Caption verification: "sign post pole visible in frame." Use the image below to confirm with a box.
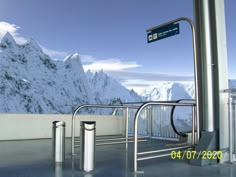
[133,17,200,172]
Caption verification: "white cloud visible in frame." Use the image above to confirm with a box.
[80,55,96,63]
[82,55,193,93]
[0,21,68,60]
[105,70,194,94]
[40,46,68,60]
[81,55,193,93]
[106,70,193,82]
[0,21,27,44]
[83,58,141,72]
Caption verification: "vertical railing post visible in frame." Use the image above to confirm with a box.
[192,106,195,145]
[147,106,152,138]
[71,112,76,156]
[134,111,138,172]
[125,107,129,150]
[195,105,199,144]
[146,17,200,140]
[232,98,236,157]
[233,99,236,156]
[229,92,233,163]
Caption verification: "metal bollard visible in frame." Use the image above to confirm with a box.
[52,121,66,163]
[80,121,96,172]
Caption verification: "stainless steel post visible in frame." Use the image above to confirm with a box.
[125,107,129,150]
[134,102,195,172]
[52,121,66,163]
[195,0,229,163]
[195,105,200,143]
[146,17,200,137]
[149,106,153,138]
[54,163,63,177]
[229,93,233,163]
[233,99,236,157]
[192,106,195,145]
[80,121,96,172]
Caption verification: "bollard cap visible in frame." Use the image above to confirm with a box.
[80,121,96,131]
[81,121,96,124]
[53,121,66,127]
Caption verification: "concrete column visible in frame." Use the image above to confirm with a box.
[193,0,229,164]
[211,0,229,162]
[194,0,216,132]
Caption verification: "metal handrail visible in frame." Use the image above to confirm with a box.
[133,101,197,172]
[71,104,140,155]
[146,16,200,145]
[122,101,177,105]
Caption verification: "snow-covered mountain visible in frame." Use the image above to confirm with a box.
[140,80,235,133]
[86,70,143,104]
[140,82,195,133]
[142,80,236,102]
[0,32,142,114]
[141,82,194,101]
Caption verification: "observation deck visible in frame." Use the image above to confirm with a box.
[0,100,235,177]
[0,138,235,177]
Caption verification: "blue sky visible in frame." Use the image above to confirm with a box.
[0,0,235,93]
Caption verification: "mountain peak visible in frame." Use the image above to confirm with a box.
[64,53,80,61]
[71,53,79,59]
[24,38,42,52]
[63,53,85,73]
[1,32,17,48]
[64,53,83,66]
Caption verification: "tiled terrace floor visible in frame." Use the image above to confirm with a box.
[0,138,235,177]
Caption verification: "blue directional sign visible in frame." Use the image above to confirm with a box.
[147,23,180,43]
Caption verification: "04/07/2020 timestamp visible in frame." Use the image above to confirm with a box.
[171,150,223,160]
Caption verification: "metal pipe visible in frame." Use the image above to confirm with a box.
[229,93,233,163]
[74,139,147,147]
[75,134,123,138]
[72,102,194,156]
[134,101,195,172]
[192,106,195,145]
[134,108,139,173]
[195,105,200,143]
[97,139,147,146]
[71,110,77,155]
[159,107,161,137]
[233,99,236,155]
[72,105,87,155]
[126,107,129,150]
[138,145,190,155]
[147,107,149,137]
[150,106,153,137]
[71,104,139,156]
[137,154,171,161]
[123,101,177,105]
[146,16,200,141]
[74,136,146,143]
[224,89,236,163]
[196,0,215,132]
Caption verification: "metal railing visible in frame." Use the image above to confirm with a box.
[146,17,200,140]
[133,101,198,172]
[126,101,181,140]
[224,89,236,163]
[71,104,140,155]
[71,101,197,157]
[170,99,197,138]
